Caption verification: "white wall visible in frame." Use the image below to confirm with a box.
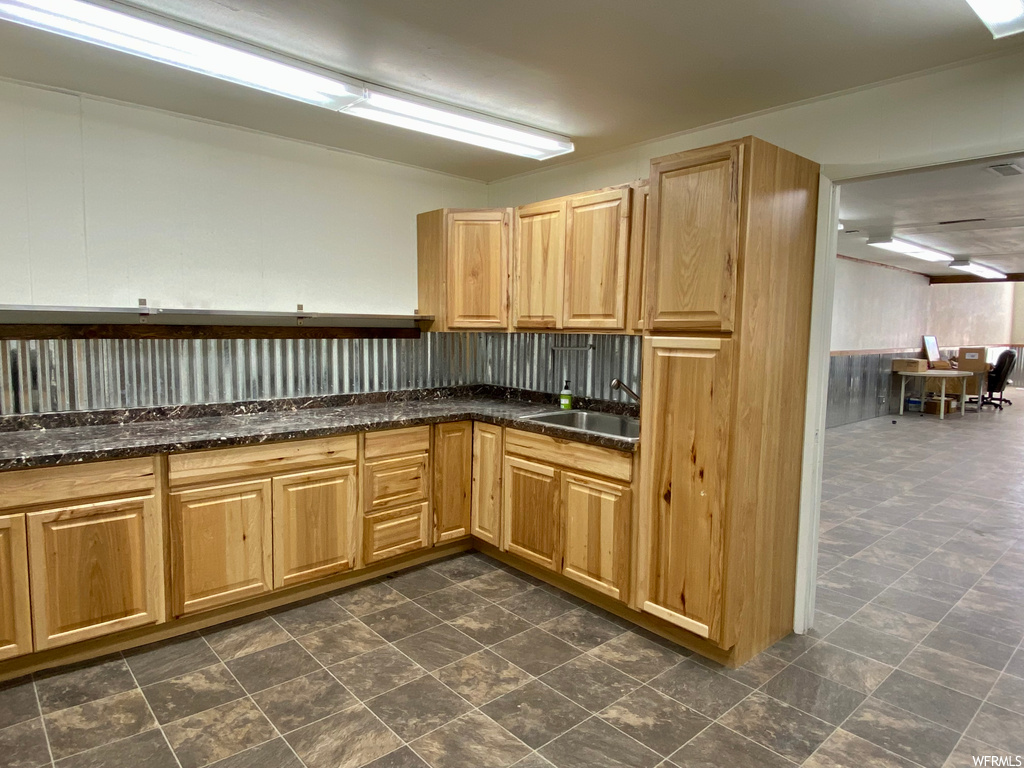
[927,282,1015,347]
[830,256,1015,352]
[830,258,930,351]
[0,81,487,314]
[487,50,1024,207]
[1014,284,1024,345]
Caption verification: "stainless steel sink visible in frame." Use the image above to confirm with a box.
[522,410,640,442]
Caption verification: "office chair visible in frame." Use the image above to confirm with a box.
[969,349,1016,410]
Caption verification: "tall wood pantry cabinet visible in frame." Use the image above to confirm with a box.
[637,137,819,662]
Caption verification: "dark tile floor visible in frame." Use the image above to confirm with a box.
[1,401,1022,768]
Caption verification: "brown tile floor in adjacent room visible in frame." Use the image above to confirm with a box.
[2,403,1023,768]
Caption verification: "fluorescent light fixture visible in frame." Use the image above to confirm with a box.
[0,0,364,108]
[866,236,953,263]
[949,260,1007,279]
[965,0,1024,37]
[0,0,576,158]
[342,89,574,160]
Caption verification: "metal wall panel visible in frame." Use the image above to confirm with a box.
[0,333,643,415]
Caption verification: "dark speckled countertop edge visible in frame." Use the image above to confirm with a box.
[0,394,639,472]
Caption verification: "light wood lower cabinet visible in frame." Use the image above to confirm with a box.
[561,472,631,601]
[27,495,164,650]
[0,514,32,661]
[170,479,273,617]
[471,423,503,547]
[272,466,359,589]
[433,422,472,543]
[503,456,561,571]
[637,337,734,642]
[363,454,429,513]
[363,502,431,564]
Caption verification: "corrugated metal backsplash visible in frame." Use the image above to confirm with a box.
[0,333,642,415]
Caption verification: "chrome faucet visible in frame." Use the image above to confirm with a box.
[610,378,640,404]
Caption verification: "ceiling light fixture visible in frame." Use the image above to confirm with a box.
[964,0,1024,37]
[866,236,954,263]
[0,0,575,159]
[949,260,1007,279]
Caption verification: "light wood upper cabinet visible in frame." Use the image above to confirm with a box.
[646,143,742,332]
[561,472,631,601]
[433,422,473,544]
[503,456,561,571]
[513,199,566,329]
[27,495,164,650]
[636,337,734,643]
[626,181,649,333]
[418,208,511,331]
[563,188,631,329]
[0,514,32,661]
[272,466,359,590]
[471,423,503,548]
[170,479,273,617]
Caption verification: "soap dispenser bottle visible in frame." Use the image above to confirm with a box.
[560,380,573,410]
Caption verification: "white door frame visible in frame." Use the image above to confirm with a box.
[793,176,840,633]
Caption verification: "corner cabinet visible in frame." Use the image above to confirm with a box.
[433,422,473,543]
[470,422,503,547]
[645,143,741,332]
[0,514,32,661]
[417,208,511,331]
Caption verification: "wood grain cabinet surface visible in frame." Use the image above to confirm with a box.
[170,479,273,617]
[645,143,741,333]
[0,514,32,660]
[273,466,359,589]
[513,199,566,329]
[27,495,165,650]
[636,337,733,642]
[470,423,503,547]
[363,502,431,564]
[503,456,561,571]
[433,422,473,543]
[417,208,511,331]
[561,472,632,601]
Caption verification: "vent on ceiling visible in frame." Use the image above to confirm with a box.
[987,163,1023,177]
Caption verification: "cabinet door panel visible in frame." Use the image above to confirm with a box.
[503,457,560,571]
[563,188,630,329]
[637,337,734,643]
[363,502,430,564]
[646,144,741,332]
[0,514,32,660]
[626,182,649,332]
[27,495,164,650]
[514,200,566,329]
[363,454,429,513]
[471,423,503,548]
[433,422,473,543]
[171,479,272,617]
[561,473,631,601]
[447,211,509,329]
[273,466,359,589]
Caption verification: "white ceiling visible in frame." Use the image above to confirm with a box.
[838,155,1024,276]
[0,0,1022,181]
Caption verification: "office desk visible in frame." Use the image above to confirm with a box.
[897,370,973,419]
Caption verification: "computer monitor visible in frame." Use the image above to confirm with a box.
[923,335,940,363]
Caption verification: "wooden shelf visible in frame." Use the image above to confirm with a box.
[0,305,432,340]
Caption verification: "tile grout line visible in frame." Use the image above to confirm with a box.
[117,650,185,768]
[29,676,56,768]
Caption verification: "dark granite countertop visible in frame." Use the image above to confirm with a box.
[0,389,639,471]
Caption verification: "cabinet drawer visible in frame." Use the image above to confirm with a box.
[169,436,358,487]
[363,454,429,512]
[364,426,431,459]
[0,458,156,512]
[505,429,632,482]
[363,502,430,564]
